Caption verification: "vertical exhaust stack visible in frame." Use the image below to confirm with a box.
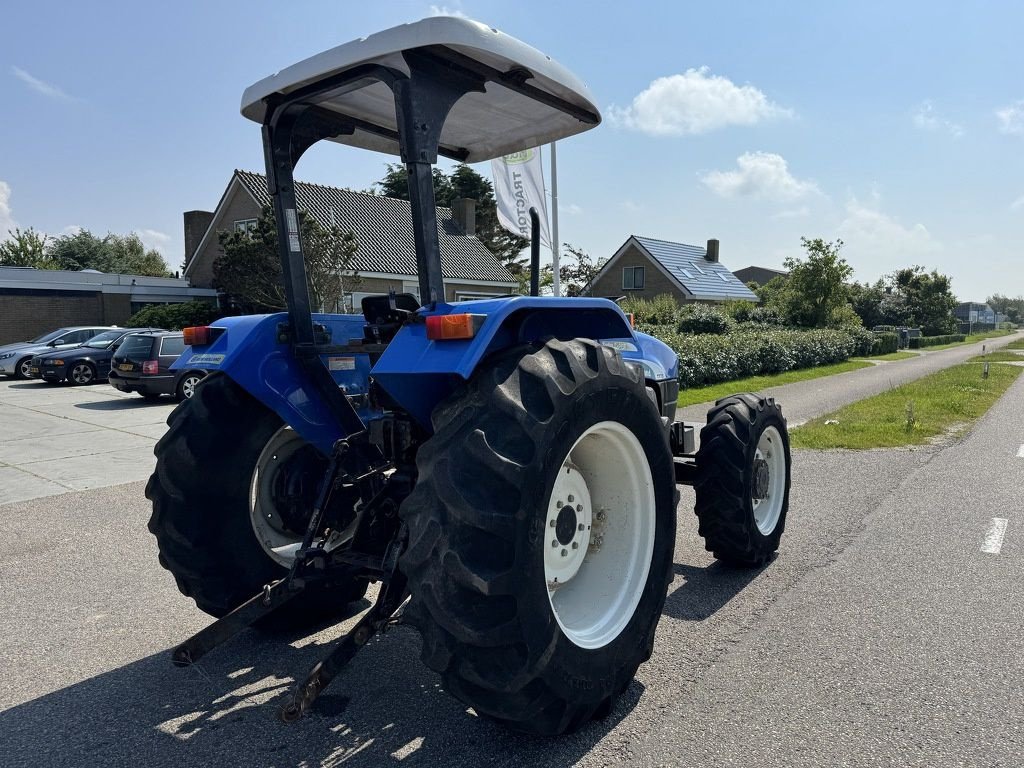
[705,238,720,263]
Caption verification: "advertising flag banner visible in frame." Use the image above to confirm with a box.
[490,148,551,248]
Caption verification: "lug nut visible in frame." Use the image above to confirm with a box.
[561,548,567,557]
[568,494,574,503]
[577,523,584,531]
[572,542,579,549]
[556,500,563,508]
[551,540,558,548]
[549,520,556,528]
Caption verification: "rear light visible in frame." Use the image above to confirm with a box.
[183,326,217,345]
[425,313,485,341]
[142,360,159,375]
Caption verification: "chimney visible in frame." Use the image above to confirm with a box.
[451,198,476,237]
[183,210,215,267]
[705,238,720,263]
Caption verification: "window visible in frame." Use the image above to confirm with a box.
[622,266,645,290]
[160,336,186,357]
[692,264,705,275]
[680,268,693,279]
[717,272,730,283]
[233,218,258,233]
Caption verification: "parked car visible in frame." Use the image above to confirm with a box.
[32,328,164,385]
[0,326,115,379]
[108,331,209,401]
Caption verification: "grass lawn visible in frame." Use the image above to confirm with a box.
[1005,338,1024,350]
[968,350,1024,363]
[922,329,1014,351]
[854,351,919,362]
[790,362,1023,450]
[676,359,873,408]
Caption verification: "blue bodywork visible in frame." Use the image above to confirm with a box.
[173,297,679,455]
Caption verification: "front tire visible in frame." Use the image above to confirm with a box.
[399,339,677,735]
[15,357,33,379]
[146,372,367,625]
[68,362,95,385]
[694,393,791,566]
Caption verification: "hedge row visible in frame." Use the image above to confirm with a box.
[909,334,965,348]
[872,332,899,355]
[652,328,860,388]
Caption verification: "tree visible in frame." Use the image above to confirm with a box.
[987,293,1024,324]
[782,238,854,328]
[847,279,889,329]
[45,229,172,276]
[891,266,957,335]
[559,243,606,297]
[0,227,53,268]
[214,207,360,314]
[373,163,530,274]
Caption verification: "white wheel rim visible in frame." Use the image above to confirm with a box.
[544,421,656,650]
[250,426,314,566]
[752,426,786,535]
[19,359,31,377]
[182,376,199,398]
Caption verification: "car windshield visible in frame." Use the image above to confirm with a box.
[28,329,66,344]
[83,331,124,348]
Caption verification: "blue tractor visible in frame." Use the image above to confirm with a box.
[149,16,792,735]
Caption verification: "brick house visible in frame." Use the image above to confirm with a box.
[183,170,516,307]
[587,235,757,304]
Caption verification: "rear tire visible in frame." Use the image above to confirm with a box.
[694,393,791,566]
[399,339,677,735]
[146,372,367,626]
[176,372,204,401]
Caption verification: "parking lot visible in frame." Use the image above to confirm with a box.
[0,378,175,505]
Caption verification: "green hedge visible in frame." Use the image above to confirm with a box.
[653,328,859,388]
[677,304,734,335]
[126,300,223,330]
[871,332,899,355]
[909,334,965,348]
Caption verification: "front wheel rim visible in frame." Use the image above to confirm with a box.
[182,376,200,398]
[71,364,93,384]
[19,359,31,377]
[751,426,786,535]
[544,421,656,650]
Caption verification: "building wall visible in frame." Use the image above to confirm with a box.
[588,244,687,303]
[188,185,262,289]
[0,289,105,345]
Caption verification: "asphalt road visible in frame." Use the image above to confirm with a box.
[2,369,1022,766]
[678,330,1024,426]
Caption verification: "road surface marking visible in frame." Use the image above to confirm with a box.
[981,518,1008,554]
[1017,444,1024,458]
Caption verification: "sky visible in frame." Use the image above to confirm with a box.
[1,0,1022,300]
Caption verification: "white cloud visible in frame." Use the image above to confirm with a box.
[912,101,963,137]
[701,152,818,201]
[562,203,583,215]
[1011,195,1024,210]
[12,66,78,102]
[771,206,810,220]
[139,228,171,253]
[428,5,468,18]
[996,100,1024,135]
[837,197,938,257]
[0,181,16,235]
[609,67,792,136]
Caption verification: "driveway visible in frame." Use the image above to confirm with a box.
[0,378,176,505]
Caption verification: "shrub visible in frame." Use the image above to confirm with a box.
[871,332,899,355]
[677,304,734,335]
[909,334,965,348]
[127,300,223,330]
[653,327,859,388]
[619,294,679,327]
[843,325,874,356]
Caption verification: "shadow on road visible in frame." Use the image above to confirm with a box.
[1,622,642,768]
[74,397,170,411]
[6,381,58,389]
[663,560,768,621]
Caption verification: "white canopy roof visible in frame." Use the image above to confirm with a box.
[240,16,601,162]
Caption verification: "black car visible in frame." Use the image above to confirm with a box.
[109,331,209,401]
[33,328,164,385]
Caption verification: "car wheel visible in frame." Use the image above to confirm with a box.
[68,362,96,385]
[176,372,204,402]
[16,357,33,379]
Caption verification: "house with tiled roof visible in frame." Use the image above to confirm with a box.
[183,170,516,307]
[587,235,758,304]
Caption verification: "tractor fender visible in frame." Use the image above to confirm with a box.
[171,312,378,454]
[372,296,679,427]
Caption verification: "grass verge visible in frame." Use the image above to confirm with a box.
[1005,338,1024,350]
[924,329,1014,351]
[676,359,873,408]
[968,351,1024,363]
[790,362,1022,449]
[854,351,919,362]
